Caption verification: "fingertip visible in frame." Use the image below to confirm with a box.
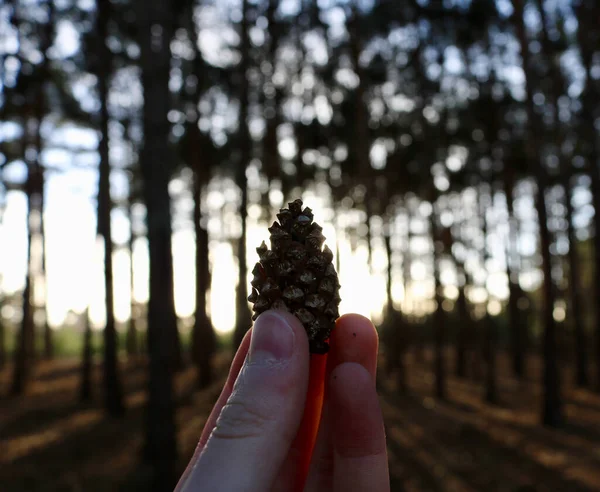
[337,313,377,331]
[334,314,379,349]
[328,314,379,379]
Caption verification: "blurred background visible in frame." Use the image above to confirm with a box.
[1,0,600,490]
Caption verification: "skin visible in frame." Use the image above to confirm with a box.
[176,311,389,492]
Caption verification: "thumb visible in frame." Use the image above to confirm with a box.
[182,310,310,492]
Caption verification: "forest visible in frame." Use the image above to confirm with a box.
[1,0,600,490]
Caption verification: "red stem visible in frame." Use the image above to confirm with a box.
[293,352,328,492]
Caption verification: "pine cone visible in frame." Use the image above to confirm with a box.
[248,199,341,354]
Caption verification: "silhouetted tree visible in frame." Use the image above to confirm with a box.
[348,5,374,268]
[262,0,283,188]
[480,179,498,404]
[41,185,51,359]
[574,0,600,393]
[176,0,218,388]
[11,0,53,394]
[430,188,446,400]
[189,125,216,388]
[126,189,138,357]
[503,164,527,378]
[512,0,563,427]
[233,0,253,350]
[136,0,179,486]
[0,298,5,370]
[533,0,589,387]
[80,308,93,402]
[95,0,125,417]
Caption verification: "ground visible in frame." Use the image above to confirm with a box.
[1,351,599,492]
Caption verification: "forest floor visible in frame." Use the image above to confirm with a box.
[1,350,600,492]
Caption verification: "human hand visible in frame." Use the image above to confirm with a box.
[175,310,389,492]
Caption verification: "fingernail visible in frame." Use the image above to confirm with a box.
[250,311,295,363]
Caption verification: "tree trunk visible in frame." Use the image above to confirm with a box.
[513,0,563,426]
[96,0,124,418]
[383,227,395,371]
[455,283,468,379]
[574,1,600,393]
[348,8,373,269]
[181,1,216,383]
[384,229,394,317]
[80,308,93,402]
[533,0,589,388]
[11,110,40,395]
[429,194,446,400]
[402,204,412,316]
[10,0,54,393]
[41,192,52,359]
[564,178,589,386]
[0,314,5,370]
[586,103,600,394]
[233,0,253,351]
[126,196,138,358]
[192,165,215,389]
[503,167,526,379]
[262,0,282,184]
[384,222,407,392]
[454,195,469,379]
[483,311,498,404]
[11,209,32,394]
[136,0,179,485]
[335,221,342,275]
[538,183,562,426]
[480,183,498,405]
